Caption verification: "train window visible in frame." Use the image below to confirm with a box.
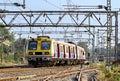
[71,47,73,53]
[28,41,37,50]
[83,52,84,55]
[74,47,76,54]
[73,47,74,54]
[66,46,69,53]
[60,45,63,52]
[41,41,50,50]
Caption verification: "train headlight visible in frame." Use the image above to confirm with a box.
[45,52,49,55]
[29,52,35,55]
[33,52,35,55]
[29,52,33,55]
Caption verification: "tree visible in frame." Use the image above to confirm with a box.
[13,38,27,58]
[0,23,15,63]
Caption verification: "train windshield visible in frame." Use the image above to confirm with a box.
[41,41,50,50]
[28,41,37,50]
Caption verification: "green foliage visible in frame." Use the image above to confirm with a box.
[0,46,3,56]
[4,55,15,63]
[97,63,120,81]
[92,62,120,81]
[112,67,120,81]
[14,38,27,54]
[0,23,27,65]
[0,23,5,28]
[103,68,111,78]
[0,23,15,64]
[114,76,120,81]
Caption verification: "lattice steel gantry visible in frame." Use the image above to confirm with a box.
[0,10,118,62]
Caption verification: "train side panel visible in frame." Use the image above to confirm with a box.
[52,41,58,58]
[77,46,86,60]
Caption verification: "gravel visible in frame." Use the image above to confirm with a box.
[0,65,88,81]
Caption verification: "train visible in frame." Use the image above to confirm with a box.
[26,36,86,67]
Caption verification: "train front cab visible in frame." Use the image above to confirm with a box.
[27,36,53,67]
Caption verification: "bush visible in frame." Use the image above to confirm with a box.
[97,62,120,81]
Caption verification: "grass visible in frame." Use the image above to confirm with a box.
[0,54,27,66]
[92,62,120,81]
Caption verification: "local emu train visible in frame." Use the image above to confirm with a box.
[26,36,86,67]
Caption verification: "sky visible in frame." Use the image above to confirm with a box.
[0,0,120,11]
[25,0,120,11]
[0,0,120,45]
[26,0,119,11]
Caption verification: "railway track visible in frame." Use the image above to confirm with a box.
[0,65,98,81]
[32,68,97,81]
[0,64,28,69]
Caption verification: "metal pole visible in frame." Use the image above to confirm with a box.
[92,27,95,62]
[107,0,112,65]
[115,12,118,66]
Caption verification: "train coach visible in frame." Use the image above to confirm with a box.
[26,36,86,67]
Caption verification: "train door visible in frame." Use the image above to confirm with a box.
[80,49,84,59]
[53,42,58,58]
[60,44,64,58]
[73,47,75,59]
[80,50,83,59]
[76,46,78,59]
[70,46,74,59]
[77,47,81,59]
[74,46,76,59]
[65,45,69,58]
[71,46,76,59]
[78,49,80,59]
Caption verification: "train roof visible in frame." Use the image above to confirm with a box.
[53,39,75,45]
[53,39,84,50]
[29,36,85,50]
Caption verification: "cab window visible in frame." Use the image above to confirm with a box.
[28,41,37,50]
[41,41,50,50]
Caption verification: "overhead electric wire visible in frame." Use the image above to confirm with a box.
[42,0,62,10]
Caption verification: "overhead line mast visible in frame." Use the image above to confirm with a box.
[107,0,111,11]
[107,0,112,64]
